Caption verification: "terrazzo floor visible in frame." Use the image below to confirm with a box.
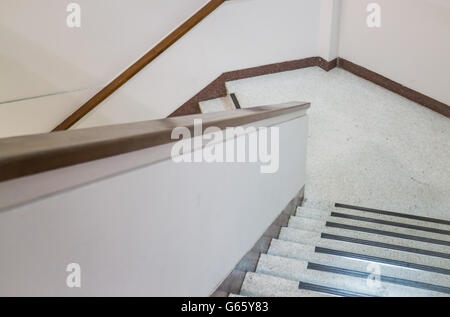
[225,67,450,219]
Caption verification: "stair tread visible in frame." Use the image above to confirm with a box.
[334,203,450,226]
[301,199,334,210]
[240,272,337,297]
[316,206,450,230]
[279,226,450,272]
[268,239,450,287]
[290,214,450,243]
[257,254,449,297]
[293,213,450,253]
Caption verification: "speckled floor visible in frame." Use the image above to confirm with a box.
[225,67,450,220]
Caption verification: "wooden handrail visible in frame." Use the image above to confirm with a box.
[1,102,310,182]
[53,0,226,131]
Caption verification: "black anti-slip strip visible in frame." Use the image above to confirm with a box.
[230,93,241,109]
[298,281,372,297]
[331,212,450,236]
[315,247,450,275]
[307,263,450,294]
[321,233,450,259]
[326,222,450,247]
[335,203,450,226]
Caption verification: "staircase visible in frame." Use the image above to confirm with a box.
[224,201,450,297]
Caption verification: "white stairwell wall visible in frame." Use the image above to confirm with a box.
[0,110,309,296]
[1,1,449,138]
[0,0,210,138]
[339,0,450,105]
[318,0,341,61]
[72,0,322,129]
[0,0,325,138]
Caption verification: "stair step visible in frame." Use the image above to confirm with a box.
[301,199,334,211]
[279,226,450,270]
[328,211,450,236]
[257,254,449,296]
[296,206,330,219]
[304,206,450,231]
[240,272,336,297]
[334,203,450,226]
[299,205,450,235]
[298,207,450,247]
[293,212,450,253]
[262,201,450,297]
[290,214,450,243]
[268,239,450,288]
[199,95,236,113]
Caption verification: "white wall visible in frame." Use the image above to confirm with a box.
[339,0,450,105]
[0,111,308,296]
[0,0,322,137]
[0,0,209,138]
[318,0,341,61]
[2,0,448,138]
[73,0,321,129]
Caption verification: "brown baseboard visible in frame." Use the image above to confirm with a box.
[170,56,449,119]
[169,57,336,117]
[338,58,450,118]
[318,57,338,72]
[211,186,305,297]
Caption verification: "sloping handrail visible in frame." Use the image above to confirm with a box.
[1,102,310,182]
[53,0,226,131]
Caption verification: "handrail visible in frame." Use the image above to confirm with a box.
[52,0,226,132]
[1,102,310,182]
